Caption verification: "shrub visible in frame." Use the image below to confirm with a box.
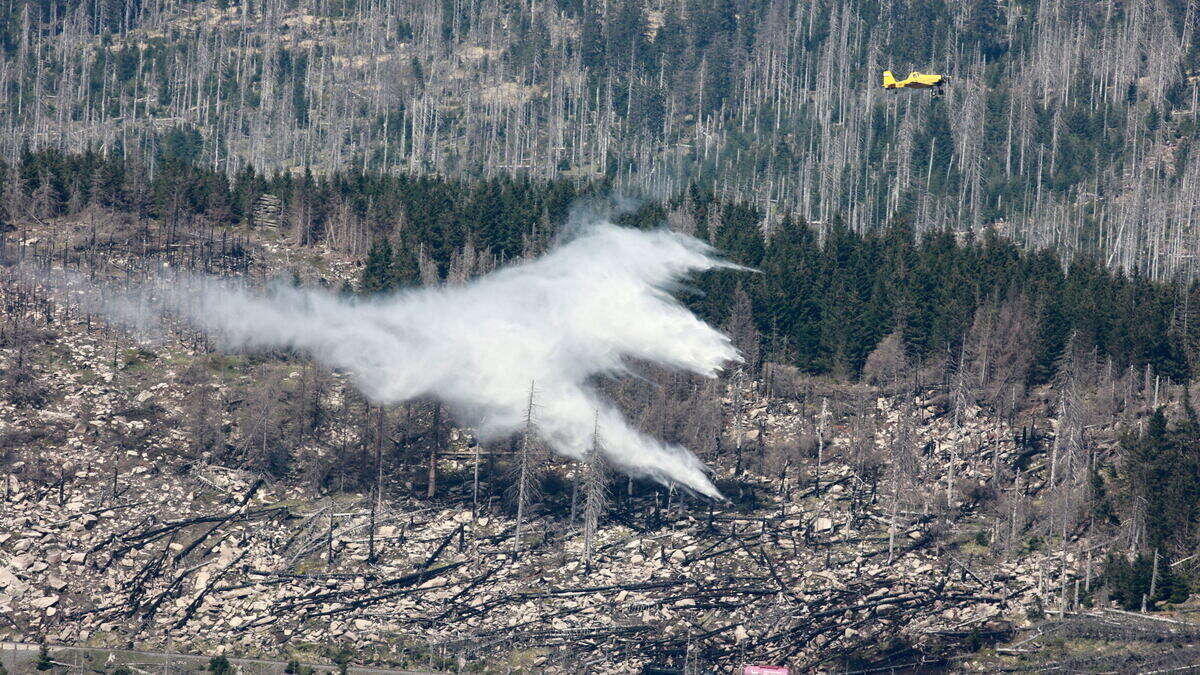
[3,365,50,408]
[208,656,234,675]
[35,644,54,671]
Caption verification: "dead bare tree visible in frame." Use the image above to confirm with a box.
[723,283,761,374]
[236,366,289,478]
[888,391,918,564]
[369,405,384,563]
[582,414,608,571]
[862,330,908,393]
[427,402,442,499]
[511,382,541,556]
[946,345,970,508]
[814,397,829,495]
[179,363,224,461]
[963,293,1036,414]
[1048,333,1093,541]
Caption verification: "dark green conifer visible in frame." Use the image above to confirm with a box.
[361,238,396,294]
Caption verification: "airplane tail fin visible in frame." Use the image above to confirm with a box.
[883,70,897,88]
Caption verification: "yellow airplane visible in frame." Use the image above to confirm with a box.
[882,70,947,93]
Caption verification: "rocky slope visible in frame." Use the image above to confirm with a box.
[0,220,1125,672]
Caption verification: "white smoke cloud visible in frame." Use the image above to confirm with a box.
[32,222,742,498]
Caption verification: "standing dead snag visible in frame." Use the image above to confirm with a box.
[582,414,608,571]
[428,402,442,498]
[815,398,829,496]
[472,439,482,522]
[889,391,918,564]
[368,405,384,564]
[327,497,336,566]
[730,368,745,475]
[511,382,541,556]
[946,344,970,510]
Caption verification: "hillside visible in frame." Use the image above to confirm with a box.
[5,159,1200,671]
[1,0,1199,277]
[0,254,1111,670]
[5,0,1200,665]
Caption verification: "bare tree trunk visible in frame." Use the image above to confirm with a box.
[327,499,335,566]
[582,413,608,572]
[888,483,900,564]
[731,369,744,475]
[512,383,539,556]
[472,442,481,522]
[1149,547,1160,609]
[368,406,383,563]
[427,403,441,499]
[815,398,828,496]
[1010,470,1022,549]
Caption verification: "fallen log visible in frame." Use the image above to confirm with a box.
[420,523,464,571]
[172,547,251,630]
[173,480,264,563]
[303,561,469,617]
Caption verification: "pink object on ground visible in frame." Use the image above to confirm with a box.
[743,667,790,675]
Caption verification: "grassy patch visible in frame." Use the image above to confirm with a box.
[119,347,160,373]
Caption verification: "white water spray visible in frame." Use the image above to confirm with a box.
[35,221,742,498]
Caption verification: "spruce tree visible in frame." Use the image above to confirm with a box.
[759,214,821,367]
[580,10,605,70]
[968,0,1007,61]
[360,238,395,294]
[392,241,420,288]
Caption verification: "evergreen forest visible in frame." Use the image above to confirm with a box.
[5,146,1197,387]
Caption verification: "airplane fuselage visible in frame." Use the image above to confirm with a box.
[883,71,946,90]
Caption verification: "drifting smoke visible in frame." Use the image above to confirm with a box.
[31,220,743,498]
